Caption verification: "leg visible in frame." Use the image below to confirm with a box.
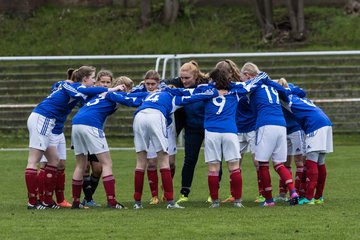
[134,151,147,204]
[96,151,117,206]
[55,159,69,206]
[180,129,204,197]
[72,154,87,206]
[304,152,320,201]
[158,151,174,202]
[208,162,220,207]
[147,157,159,198]
[43,146,60,205]
[82,161,93,202]
[314,153,327,201]
[25,148,43,206]
[294,154,305,194]
[258,161,274,205]
[227,160,242,202]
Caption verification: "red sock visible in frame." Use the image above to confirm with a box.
[279,178,287,195]
[103,175,117,206]
[44,165,57,205]
[170,166,176,179]
[134,169,145,202]
[160,168,173,201]
[274,163,295,194]
[25,168,38,205]
[230,169,242,200]
[299,167,307,197]
[55,169,65,203]
[315,164,327,199]
[37,167,45,203]
[295,167,304,194]
[147,167,158,197]
[305,160,318,200]
[259,163,272,201]
[256,169,264,196]
[208,171,219,201]
[72,179,83,205]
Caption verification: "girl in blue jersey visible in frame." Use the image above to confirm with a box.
[25,66,123,210]
[132,70,177,205]
[199,69,257,208]
[82,69,114,207]
[274,79,306,202]
[71,79,145,209]
[37,68,74,208]
[215,60,265,204]
[132,85,218,209]
[276,79,333,205]
[240,62,299,207]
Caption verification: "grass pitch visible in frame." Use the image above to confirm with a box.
[0,143,359,239]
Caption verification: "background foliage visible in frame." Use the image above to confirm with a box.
[0,5,358,56]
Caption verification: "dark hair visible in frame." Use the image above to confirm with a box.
[67,68,74,80]
[209,68,231,90]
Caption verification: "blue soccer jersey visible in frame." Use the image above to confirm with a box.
[281,95,332,134]
[135,88,218,126]
[248,72,287,129]
[283,83,305,134]
[72,92,146,130]
[204,93,242,134]
[33,81,109,134]
[236,94,256,133]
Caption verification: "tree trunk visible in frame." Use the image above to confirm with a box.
[140,0,152,29]
[255,0,275,41]
[286,0,305,41]
[161,0,179,25]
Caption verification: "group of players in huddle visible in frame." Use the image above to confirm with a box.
[24,59,332,210]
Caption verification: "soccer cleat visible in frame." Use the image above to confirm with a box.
[254,195,266,203]
[234,201,245,208]
[27,202,46,210]
[261,200,275,207]
[42,201,60,209]
[133,202,143,209]
[149,196,160,205]
[298,198,315,205]
[57,199,72,208]
[209,200,220,208]
[176,195,189,204]
[314,197,324,205]
[274,195,289,202]
[221,195,235,203]
[206,196,212,203]
[289,192,299,206]
[107,202,127,209]
[167,203,184,209]
[82,199,101,207]
[71,203,89,209]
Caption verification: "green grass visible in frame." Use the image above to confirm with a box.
[0,140,359,239]
[0,5,359,56]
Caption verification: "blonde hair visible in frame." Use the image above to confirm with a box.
[240,62,260,76]
[96,69,113,82]
[215,59,241,82]
[70,66,96,82]
[144,69,160,81]
[273,78,289,88]
[112,76,134,91]
[180,60,207,84]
